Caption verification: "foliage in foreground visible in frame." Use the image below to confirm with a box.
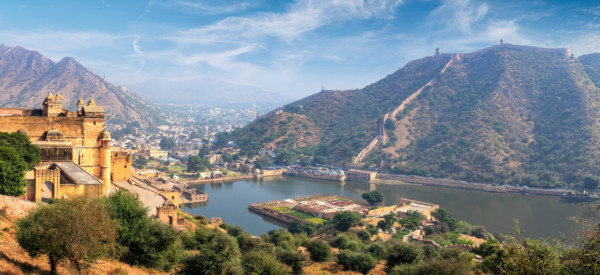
[104,190,182,272]
[17,197,117,274]
[0,131,40,196]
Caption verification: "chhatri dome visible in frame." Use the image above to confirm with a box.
[77,97,85,106]
[46,92,54,100]
[87,97,96,106]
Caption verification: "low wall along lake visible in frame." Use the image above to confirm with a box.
[183,176,597,239]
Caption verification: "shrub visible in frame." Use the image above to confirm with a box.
[337,250,376,274]
[242,250,287,275]
[104,190,181,271]
[306,240,332,262]
[277,248,305,274]
[386,240,423,270]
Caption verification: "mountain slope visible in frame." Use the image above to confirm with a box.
[222,44,600,187]
[0,44,157,125]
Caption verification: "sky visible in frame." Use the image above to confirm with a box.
[0,0,599,100]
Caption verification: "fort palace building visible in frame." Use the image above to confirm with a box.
[0,93,131,202]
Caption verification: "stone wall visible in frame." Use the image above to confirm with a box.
[0,194,38,218]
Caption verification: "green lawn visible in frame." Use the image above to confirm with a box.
[306,217,327,224]
[272,206,293,213]
[287,210,315,220]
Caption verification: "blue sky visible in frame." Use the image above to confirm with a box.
[0,0,599,99]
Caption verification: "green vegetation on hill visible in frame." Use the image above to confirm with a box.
[0,132,40,196]
[223,45,600,187]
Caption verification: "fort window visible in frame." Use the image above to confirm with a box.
[40,147,73,162]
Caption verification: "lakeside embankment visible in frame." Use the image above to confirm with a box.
[182,170,286,185]
[376,173,579,197]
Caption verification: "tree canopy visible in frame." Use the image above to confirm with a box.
[333,211,361,232]
[17,197,117,274]
[0,132,40,196]
[362,190,384,206]
[159,137,176,150]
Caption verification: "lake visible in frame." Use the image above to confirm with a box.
[182,176,597,239]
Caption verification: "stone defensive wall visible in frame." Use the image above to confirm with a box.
[0,194,38,218]
[283,171,346,182]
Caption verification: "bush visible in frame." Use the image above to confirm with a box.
[337,250,376,274]
[242,250,287,275]
[104,190,182,271]
[366,224,379,235]
[366,241,388,260]
[386,240,423,270]
[355,229,372,242]
[277,248,305,274]
[306,240,332,262]
[333,211,361,232]
[180,228,243,274]
[331,234,362,250]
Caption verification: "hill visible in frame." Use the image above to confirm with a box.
[221,44,600,187]
[0,44,158,125]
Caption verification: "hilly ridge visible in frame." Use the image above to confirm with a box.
[0,44,157,125]
[222,44,600,187]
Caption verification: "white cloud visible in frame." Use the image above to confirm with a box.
[569,33,600,56]
[430,0,488,33]
[170,0,403,43]
[174,1,251,15]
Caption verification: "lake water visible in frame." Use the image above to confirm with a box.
[182,176,597,239]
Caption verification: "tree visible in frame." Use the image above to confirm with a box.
[104,190,182,271]
[583,174,600,195]
[306,240,331,262]
[159,137,176,150]
[482,239,560,275]
[333,211,361,232]
[133,155,148,169]
[337,250,376,274]
[181,227,243,274]
[385,240,423,270]
[432,208,458,231]
[187,155,208,172]
[278,249,305,275]
[17,197,117,274]
[0,132,41,169]
[0,132,40,196]
[242,250,287,275]
[385,118,396,130]
[0,146,28,196]
[254,155,271,170]
[378,212,398,233]
[362,190,384,206]
[274,150,298,166]
[288,220,315,235]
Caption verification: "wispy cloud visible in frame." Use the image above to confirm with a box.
[174,1,251,15]
[171,0,404,43]
[429,0,488,33]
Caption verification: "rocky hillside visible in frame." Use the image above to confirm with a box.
[222,44,600,187]
[0,44,157,125]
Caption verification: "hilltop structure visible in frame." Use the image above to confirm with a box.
[0,93,131,201]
